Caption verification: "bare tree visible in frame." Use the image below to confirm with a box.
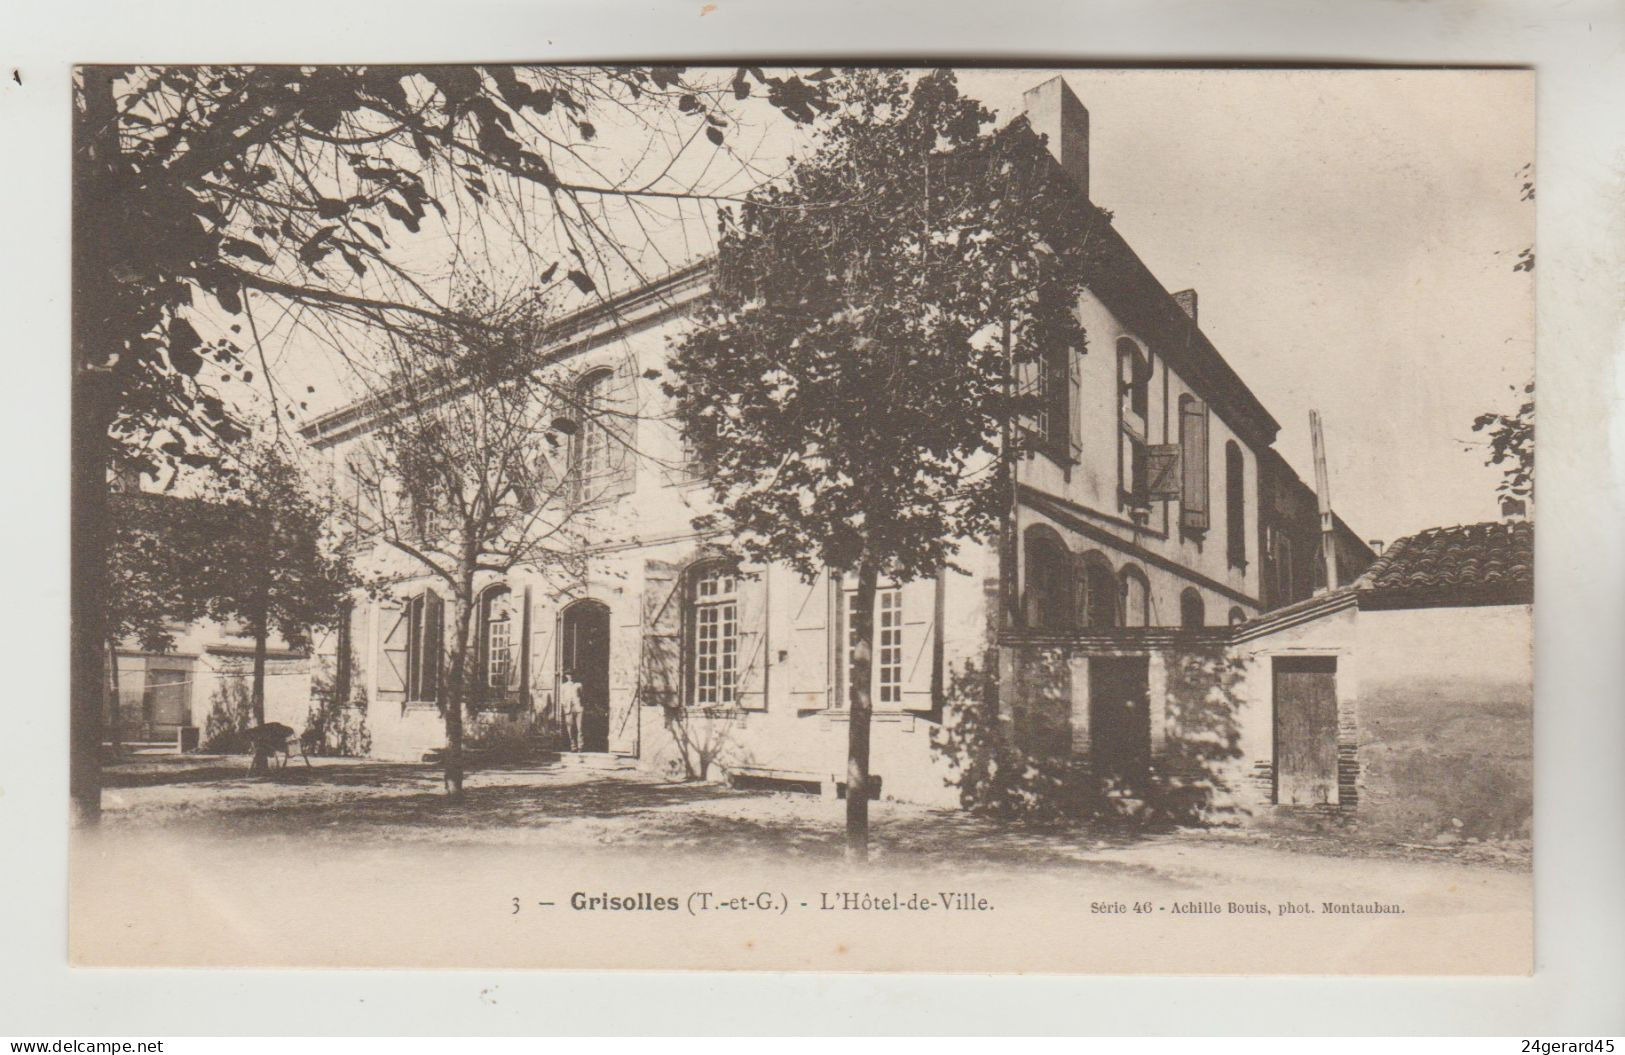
[344,283,635,799]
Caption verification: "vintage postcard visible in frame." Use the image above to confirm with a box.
[68,65,1534,973]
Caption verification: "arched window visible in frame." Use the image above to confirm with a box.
[686,562,739,706]
[1228,606,1248,626]
[1119,565,1150,627]
[573,367,631,500]
[1118,339,1151,508]
[1226,440,1246,568]
[1022,525,1073,629]
[1179,394,1210,533]
[1078,551,1120,629]
[477,584,513,693]
[1180,588,1206,628]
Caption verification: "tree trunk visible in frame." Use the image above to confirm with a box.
[70,68,121,828]
[845,557,879,861]
[106,636,123,756]
[248,615,271,774]
[443,586,474,802]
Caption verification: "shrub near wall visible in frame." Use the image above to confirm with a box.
[931,649,1246,828]
[201,672,256,753]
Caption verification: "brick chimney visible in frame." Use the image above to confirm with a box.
[1173,289,1198,324]
[1368,539,1385,557]
[1022,76,1089,200]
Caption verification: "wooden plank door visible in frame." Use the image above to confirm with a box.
[1089,656,1150,789]
[1273,656,1339,805]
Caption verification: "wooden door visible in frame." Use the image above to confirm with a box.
[1089,656,1150,789]
[1273,656,1339,805]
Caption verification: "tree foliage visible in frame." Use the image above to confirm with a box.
[76,64,836,478]
[202,441,361,655]
[665,69,1109,856]
[1472,379,1534,502]
[105,490,233,653]
[666,69,1106,584]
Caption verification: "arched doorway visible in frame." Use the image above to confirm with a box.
[560,599,611,752]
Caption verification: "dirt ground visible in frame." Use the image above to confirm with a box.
[76,754,1534,972]
[98,753,1531,872]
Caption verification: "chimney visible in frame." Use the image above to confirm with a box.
[1173,289,1198,324]
[1022,76,1089,199]
[1500,496,1528,521]
[1368,539,1385,557]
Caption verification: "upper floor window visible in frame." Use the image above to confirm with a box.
[1118,339,1151,509]
[574,368,616,488]
[1020,345,1073,459]
[688,563,739,707]
[843,585,904,707]
[1180,587,1206,628]
[1023,526,1074,629]
[1179,394,1210,534]
[1225,440,1246,568]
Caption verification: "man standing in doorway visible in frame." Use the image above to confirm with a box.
[560,673,582,751]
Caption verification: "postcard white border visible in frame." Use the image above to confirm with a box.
[3,0,1622,1035]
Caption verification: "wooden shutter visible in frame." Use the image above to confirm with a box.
[899,574,938,711]
[788,570,830,710]
[377,601,408,704]
[637,560,684,710]
[735,568,769,711]
[513,586,532,702]
[1180,396,1210,531]
[609,597,641,752]
[424,592,445,704]
[609,364,637,498]
[1066,346,1083,462]
[346,602,367,705]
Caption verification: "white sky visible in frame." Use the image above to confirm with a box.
[263,67,1535,547]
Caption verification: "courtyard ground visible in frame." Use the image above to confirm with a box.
[97,753,1531,871]
[73,754,1533,973]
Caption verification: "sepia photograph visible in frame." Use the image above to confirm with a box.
[66,63,1537,974]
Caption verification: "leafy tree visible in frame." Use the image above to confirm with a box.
[345,285,591,800]
[106,490,230,655]
[1472,379,1534,504]
[665,70,1106,858]
[72,64,834,822]
[203,443,361,770]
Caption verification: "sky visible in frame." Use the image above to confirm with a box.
[265,67,1535,548]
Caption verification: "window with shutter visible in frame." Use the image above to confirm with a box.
[1225,441,1247,568]
[1179,395,1210,533]
[688,563,739,707]
[1118,338,1152,509]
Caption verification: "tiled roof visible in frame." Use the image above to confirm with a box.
[1353,520,1532,603]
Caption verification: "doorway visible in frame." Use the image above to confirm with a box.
[1272,655,1339,806]
[1089,656,1150,789]
[561,600,611,753]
